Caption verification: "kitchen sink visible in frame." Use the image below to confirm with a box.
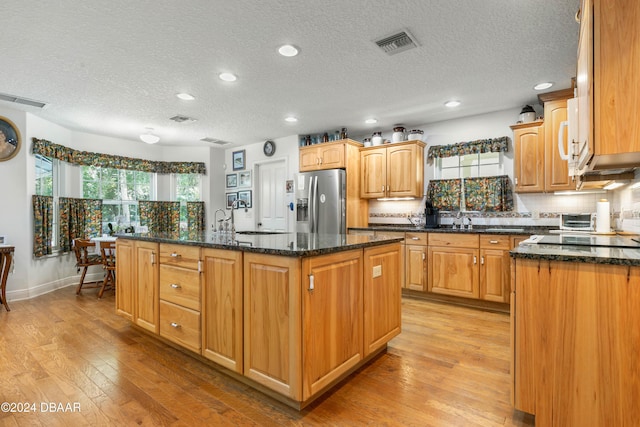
[484,228,525,233]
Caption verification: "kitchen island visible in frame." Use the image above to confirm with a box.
[115,232,403,409]
[510,239,640,426]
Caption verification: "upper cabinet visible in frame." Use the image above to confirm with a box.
[360,140,425,199]
[299,139,355,171]
[511,121,545,193]
[540,89,576,192]
[576,0,640,173]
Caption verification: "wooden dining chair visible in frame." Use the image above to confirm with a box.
[73,238,103,295]
[99,240,116,299]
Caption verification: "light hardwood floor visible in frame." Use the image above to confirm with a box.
[0,288,534,426]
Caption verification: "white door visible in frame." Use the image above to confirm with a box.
[257,159,287,231]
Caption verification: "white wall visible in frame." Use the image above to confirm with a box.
[0,106,221,301]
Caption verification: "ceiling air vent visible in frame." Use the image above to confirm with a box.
[374,29,419,55]
[0,92,48,109]
[200,137,230,146]
[169,114,197,123]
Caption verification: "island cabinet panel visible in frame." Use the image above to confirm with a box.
[134,241,159,333]
[301,250,363,401]
[512,258,640,426]
[159,265,201,311]
[159,300,201,353]
[243,253,302,401]
[363,243,402,356]
[115,238,134,321]
[201,249,243,373]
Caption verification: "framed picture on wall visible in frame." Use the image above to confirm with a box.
[237,190,252,208]
[226,173,237,188]
[238,171,251,187]
[232,150,245,171]
[226,192,237,208]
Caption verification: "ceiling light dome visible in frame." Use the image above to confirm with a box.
[278,44,299,57]
[444,100,461,108]
[219,72,237,82]
[365,118,378,124]
[176,92,195,100]
[284,116,298,122]
[140,128,160,144]
[533,82,554,91]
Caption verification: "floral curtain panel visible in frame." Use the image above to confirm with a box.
[463,175,513,212]
[139,201,180,239]
[32,195,54,258]
[426,179,462,211]
[186,201,205,240]
[32,138,206,175]
[427,136,509,160]
[59,198,103,252]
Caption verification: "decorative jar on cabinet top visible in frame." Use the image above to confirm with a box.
[392,127,406,143]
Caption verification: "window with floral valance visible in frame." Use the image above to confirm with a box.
[32,138,206,174]
[427,175,513,212]
[427,136,509,160]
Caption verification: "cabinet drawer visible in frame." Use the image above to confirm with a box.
[159,265,201,311]
[405,232,428,245]
[429,233,479,248]
[159,300,201,353]
[159,244,200,270]
[480,234,511,250]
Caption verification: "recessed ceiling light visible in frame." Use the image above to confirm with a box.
[176,93,195,101]
[139,128,160,144]
[444,100,461,108]
[219,72,237,82]
[533,82,554,91]
[365,118,378,124]
[284,116,298,122]
[278,44,299,57]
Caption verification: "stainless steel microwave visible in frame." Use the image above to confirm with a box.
[559,213,595,231]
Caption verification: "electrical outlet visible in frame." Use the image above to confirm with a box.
[372,265,382,278]
[532,210,540,220]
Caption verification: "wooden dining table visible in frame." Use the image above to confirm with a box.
[0,245,14,312]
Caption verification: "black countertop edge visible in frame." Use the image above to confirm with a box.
[510,246,640,266]
[349,226,553,235]
[116,233,404,258]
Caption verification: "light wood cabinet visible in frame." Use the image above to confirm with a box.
[405,232,428,292]
[243,253,302,400]
[299,141,346,171]
[577,0,640,172]
[479,235,510,303]
[301,250,363,400]
[201,248,243,373]
[512,258,640,426]
[360,140,425,199]
[428,234,480,299]
[158,243,202,353]
[540,93,575,191]
[363,243,402,356]
[134,240,159,333]
[511,121,545,193]
[115,238,134,321]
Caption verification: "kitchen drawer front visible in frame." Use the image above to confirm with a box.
[159,243,200,270]
[479,234,511,250]
[428,233,479,248]
[159,300,201,353]
[405,232,428,246]
[159,265,201,311]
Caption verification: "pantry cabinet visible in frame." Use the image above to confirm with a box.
[360,140,425,199]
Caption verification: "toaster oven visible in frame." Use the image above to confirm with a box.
[559,213,595,231]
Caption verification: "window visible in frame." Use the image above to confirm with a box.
[436,152,503,179]
[34,154,59,247]
[172,173,202,230]
[82,166,155,232]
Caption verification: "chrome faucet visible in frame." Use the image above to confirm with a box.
[214,208,227,233]
[230,199,248,233]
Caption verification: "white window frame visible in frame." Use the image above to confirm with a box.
[171,173,203,231]
[35,154,61,249]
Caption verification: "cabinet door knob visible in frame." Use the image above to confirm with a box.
[170,322,181,328]
[489,240,499,244]
[170,283,181,289]
[170,252,181,258]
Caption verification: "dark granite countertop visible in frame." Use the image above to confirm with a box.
[349,225,552,235]
[116,232,403,257]
[510,236,640,266]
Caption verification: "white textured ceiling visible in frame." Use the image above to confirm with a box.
[0,0,579,149]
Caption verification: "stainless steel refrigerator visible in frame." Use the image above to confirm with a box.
[295,169,346,234]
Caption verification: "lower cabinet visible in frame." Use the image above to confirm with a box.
[134,241,159,333]
[115,238,134,321]
[243,253,302,400]
[301,249,364,400]
[405,232,428,292]
[428,234,480,299]
[479,235,511,303]
[201,248,243,373]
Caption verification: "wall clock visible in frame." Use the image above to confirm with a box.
[263,140,276,157]
[0,116,21,162]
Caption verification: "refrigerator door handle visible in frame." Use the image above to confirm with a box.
[308,175,314,233]
[312,176,319,233]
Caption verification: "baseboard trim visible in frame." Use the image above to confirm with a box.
[6,272,105,302]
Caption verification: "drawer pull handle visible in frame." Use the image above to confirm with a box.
[473,256,477,265]
[170,253,181,258]
[170,283,181,289]
[170,322,181,328]
[412,237,420,240]
[489,240,499,244]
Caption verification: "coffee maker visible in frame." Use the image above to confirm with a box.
[424,200,440,229]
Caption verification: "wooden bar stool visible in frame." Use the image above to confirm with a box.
[99,240,116,299]
[0,245,14,311]
[72,238,103,295]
